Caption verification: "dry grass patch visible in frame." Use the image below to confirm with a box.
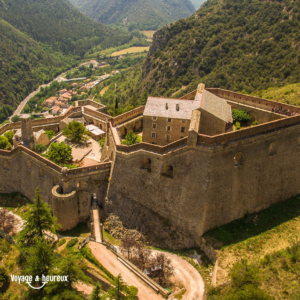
[110,47,149,57]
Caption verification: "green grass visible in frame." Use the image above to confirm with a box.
[58,222,91,238]
[0,120,10,128]
[103,230,122,246]
[174,288,186,299]
[205,196,300,248]
[254,83,300,106]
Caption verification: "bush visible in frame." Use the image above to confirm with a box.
[57,238,66,247]
[4,131,14,144]
[122,130,140,145]
[45,130,56,140]
[34,144,47,153]
[0,136,11,150]
[232,109,252,123]
[66,238,78,248]
[99,137,106,148]
[11,115,21,123]
[236,122,241,130]
[46,142,73,164]
[252,120,259,126]
[224,285,273,300]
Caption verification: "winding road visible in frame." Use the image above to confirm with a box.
[89,242,204,300]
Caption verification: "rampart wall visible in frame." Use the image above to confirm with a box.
[107,116,300,248]
[0,145,111,230]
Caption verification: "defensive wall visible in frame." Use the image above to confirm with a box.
[0,144,111,230]
[104,88,300,248]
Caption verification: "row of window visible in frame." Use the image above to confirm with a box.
[151,133,184,140]
[152,116,186,123]
[152,124,186,133]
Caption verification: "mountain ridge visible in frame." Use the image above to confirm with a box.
[68,0,195,30]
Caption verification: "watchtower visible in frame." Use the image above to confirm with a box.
[20,115,34,150]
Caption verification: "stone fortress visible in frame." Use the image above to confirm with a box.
[1,83,300,250]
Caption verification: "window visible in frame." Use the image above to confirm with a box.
[182,120,186,123]
[151,133,157,138]
[181,127,185,133]
[167,126,171,131]
[152,116,157,121]
[152,124,157,129]
[166,135,171,141]
[168,118,172,122]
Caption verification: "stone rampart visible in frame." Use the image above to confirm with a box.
[207,88,300,114]
[111,106,145,126]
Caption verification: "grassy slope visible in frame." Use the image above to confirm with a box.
[204,196,300,299]
[253,83,300,106]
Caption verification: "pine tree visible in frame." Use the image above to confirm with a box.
[18,187,59,247]
[108,274,137,300]
[90,282,102,300]
[24,237,55,299]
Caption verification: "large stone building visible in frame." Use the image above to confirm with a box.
[143,84,233,145]
[0,89,299,251]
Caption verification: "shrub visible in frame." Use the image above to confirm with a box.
[45,130,56,140]
[122,130,140,145]
[66,238,78,248]
[34,144,47,153]
[99,137,106,148]
[57,238,66,247]
[11,115,21,123]
[236,122,241,130]
[252,120,259,126]
[0,136,11,150]
[46,142,73,164]
[232,109,252,123]
[4,131,14,144]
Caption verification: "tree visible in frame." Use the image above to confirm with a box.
[4,131,14,144]
[232,109,252,123]
[99,137,105,148]
[120,235,137,261]
[150,253,174,286]
[63,121,90,143]
[0,136,11,150]
[18,188,59,247]
[46,142,73,164]
[11,115,21,123]
[44,254,89,300]
[122,131,140,145]
[23,238,55,299]
[90,282,103,300]
[108,274,127,300]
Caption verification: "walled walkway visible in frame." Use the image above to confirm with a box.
[92,207,102,243]
[89,242,164,300]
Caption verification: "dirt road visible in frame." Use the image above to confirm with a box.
[160,251,205,300]
[89,242,164,300]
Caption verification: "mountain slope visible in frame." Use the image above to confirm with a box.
[140,0,300,96]
[0,0,131,57]
[0,19,75,123]
[68,0,195,30]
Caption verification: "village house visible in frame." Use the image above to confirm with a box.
[58,89,68,95]
[43,97,57,108]
[52,106,61,115]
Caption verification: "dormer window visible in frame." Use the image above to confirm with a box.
[166,103,168,110]
[176,104,180,111]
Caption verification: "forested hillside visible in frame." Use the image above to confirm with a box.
[0,19,76,123]
[68,0,195,30]
[103,0,300,110]
[0,0,131,57]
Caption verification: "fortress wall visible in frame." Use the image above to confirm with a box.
[0,147,63,205]
[107,122,300,247]
[118,116,143,137]
[199,110,228,136]
[207,88,300,114]
[227,100,285,124]
[112,106,145,126]
[77,99,106,110]
[83,107,111,122]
